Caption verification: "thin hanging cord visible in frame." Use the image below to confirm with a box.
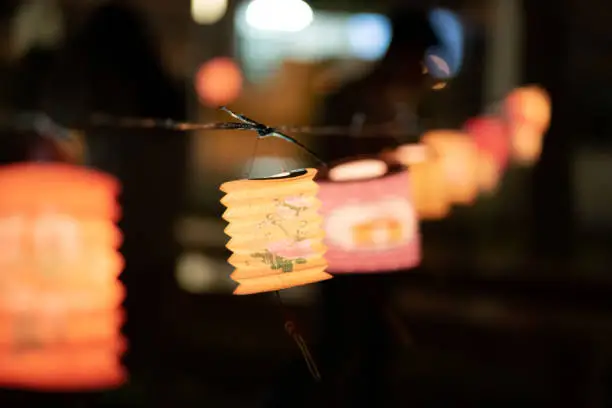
[244,136,260,179]
[274,290,321,381]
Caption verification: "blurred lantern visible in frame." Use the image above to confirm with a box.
[0,163,125,390]
[195,57,243,107]
[464,116,510,194]
[316,157,420,273]
[422,130,479,205]
[392,144,451,220]
[504,86,552,165]
[220,168,331,295]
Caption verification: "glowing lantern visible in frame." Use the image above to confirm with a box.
[316,157,420,273]
[504,86,552,165]
[464,116,510,194]
[220,168,331,295]
[391,144,451,220]
[422,130,479,206]
[0,163,126,390]
[195,57,243,107]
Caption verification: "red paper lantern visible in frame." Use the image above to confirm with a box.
[316,158,421,273]
[0,163,126,391]
[464,116,510,170]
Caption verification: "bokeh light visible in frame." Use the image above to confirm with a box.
[191,0,228,25]
[195,57,243,107]
[425,8,464,79]
[347,13,392,60]
[245,0,314,32]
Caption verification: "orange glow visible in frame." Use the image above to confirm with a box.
[220,168,331,295]
[195,57,243,107]
[505,86,552,165]
[422,130,479,206]
[392,144,451,220]
[476,152,501,194]
[0,163,126,391]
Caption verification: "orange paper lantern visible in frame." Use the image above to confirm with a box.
[504,86,552,165]
[220,168,331,295]
[392,144,451,220]
[0,163,126,391]
[422,130,479,206]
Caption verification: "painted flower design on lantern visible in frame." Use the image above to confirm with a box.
[275,195,311,217]
[268,239,313,259]
[250,239,313,273]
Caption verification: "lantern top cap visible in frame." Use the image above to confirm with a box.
[220,168,317,193]
[248,168,308,181]
[328,159,387,181]
[0,162,119,193]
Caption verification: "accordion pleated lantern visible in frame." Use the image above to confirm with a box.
[316,158,421,273]
[504,86,552,165]
[0,163,126,391]
[220,168,331,295]
[422,130,479,206]
[464,117,510,194]
[393,144,451,220]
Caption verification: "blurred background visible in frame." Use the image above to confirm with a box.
[1,0,612,406]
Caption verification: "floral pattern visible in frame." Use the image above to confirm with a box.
[250,195,313,273]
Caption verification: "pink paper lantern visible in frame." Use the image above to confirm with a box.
[316,157,421,274]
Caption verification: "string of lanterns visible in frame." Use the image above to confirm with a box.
[0,84,550,390]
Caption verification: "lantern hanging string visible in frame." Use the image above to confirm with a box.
[274,291,322,382]
[0,107,442,165]
[0,108,421,138]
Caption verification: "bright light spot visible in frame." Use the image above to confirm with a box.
[191,0,228,25]
[329,159,388,181]
[346,13,391,60]
[195,57,243,107]
[245,0,314,32]
[426,8,464,79]
[175,252,218,294]
[432,81,447,90]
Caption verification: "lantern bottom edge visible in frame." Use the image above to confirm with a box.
[233,270,333,295]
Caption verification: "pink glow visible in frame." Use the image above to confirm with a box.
[267,239,314,260]
[464,116,510,171]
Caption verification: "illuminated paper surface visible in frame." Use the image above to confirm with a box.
[317,158,421,273]
[0,163,126,391]
[220,168,331,294]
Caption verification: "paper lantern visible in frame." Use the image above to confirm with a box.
[316,157,420,273]
[464,117,510,194]
[220,168,331,295]
[0,163,126,391]
[391,144,451,220]
[422,130,479,205]
[504,86,552,165]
